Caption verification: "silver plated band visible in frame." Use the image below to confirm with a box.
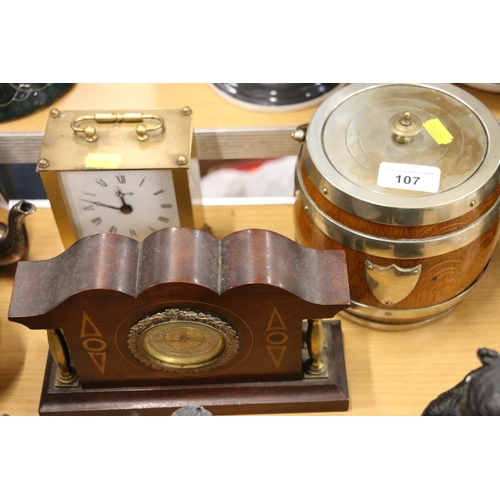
[296,165,500,260]
[341,270,484,330]
[339,307,457,331]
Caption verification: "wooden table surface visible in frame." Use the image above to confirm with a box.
[0,83,319,133]
[1,82,500,416]
[1,203,500,416]
[1,83,499,132]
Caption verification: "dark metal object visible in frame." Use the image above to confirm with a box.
[211,83,340,108]
[171,406,213,416]
[422,348,500,416]
[0,84,74,122]
[0,200,36,266]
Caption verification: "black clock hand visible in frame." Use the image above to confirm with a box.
[82,199,122,210]
[115,188,133,214]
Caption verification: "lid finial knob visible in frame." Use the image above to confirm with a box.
[389,110,422,144]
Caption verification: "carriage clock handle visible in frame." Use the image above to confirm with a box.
[71,112,165,142]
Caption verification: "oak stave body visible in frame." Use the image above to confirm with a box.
[295,154,500,328]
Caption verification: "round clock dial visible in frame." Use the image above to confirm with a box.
[128,309,240,373]
[58,170,180,240]
[140,322,226,367]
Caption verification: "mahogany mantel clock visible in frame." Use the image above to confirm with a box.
[8,228,350,415]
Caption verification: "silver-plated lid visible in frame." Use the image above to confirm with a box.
[305,83,500,225]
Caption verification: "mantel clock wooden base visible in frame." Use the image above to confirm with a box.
[9,228,350,416]
[39,320,348,416]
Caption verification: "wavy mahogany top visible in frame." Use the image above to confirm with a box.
[9,227,349,319]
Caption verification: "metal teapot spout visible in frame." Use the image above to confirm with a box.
[0,201,36,266]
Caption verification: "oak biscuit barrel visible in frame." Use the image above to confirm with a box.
[293,83,500,329]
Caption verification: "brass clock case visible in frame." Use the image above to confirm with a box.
[127,309,240,373]
[37,108,204,248]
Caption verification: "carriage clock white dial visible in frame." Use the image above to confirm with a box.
[37,108,204,248]
[58,170,180,241]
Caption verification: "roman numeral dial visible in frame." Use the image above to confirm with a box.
[59,170,180,241]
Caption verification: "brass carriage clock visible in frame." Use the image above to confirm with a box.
[37,108,204,248]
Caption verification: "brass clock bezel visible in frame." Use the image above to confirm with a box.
[127,309,240,373]
[37,108,203,249]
